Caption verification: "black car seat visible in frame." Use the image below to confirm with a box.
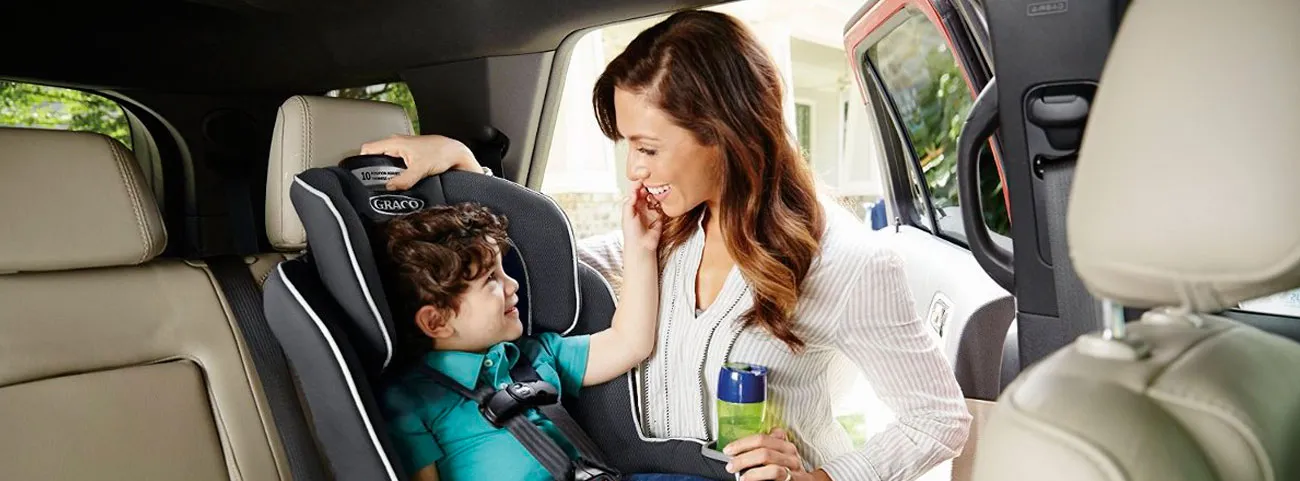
[259,97,734,480]
[0,127,321,480]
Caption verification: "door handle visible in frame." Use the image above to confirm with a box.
[958,78,1014,291]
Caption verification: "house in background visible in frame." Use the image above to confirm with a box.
[541,0,887,238]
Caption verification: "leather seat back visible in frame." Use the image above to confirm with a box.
[0,127,295,480]
[972,0,1300,479]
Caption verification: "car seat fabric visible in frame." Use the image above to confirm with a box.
[264,165,733,480]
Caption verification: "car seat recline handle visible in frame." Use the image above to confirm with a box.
[958,77,1015,292]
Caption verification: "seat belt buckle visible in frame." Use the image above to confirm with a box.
[481,380,560,426]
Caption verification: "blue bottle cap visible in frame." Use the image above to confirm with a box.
[717,362,768,404]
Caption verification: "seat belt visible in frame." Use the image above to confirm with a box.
[208,256,327,481]
[414,363,580,481]
[508,358,615,474]
[1041,164,1103,339]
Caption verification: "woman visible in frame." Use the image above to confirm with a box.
[363,10,970,481]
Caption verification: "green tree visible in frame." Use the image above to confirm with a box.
[872,31,1011,237]
[329,82,420,133]
[0,81,132,148]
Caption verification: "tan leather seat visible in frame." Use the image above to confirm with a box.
[971,0,1300,480]
[0,127,296,480]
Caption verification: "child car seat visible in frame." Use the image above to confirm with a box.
[262,159,733,480]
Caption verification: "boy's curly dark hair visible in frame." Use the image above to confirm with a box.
[385,202,511,316]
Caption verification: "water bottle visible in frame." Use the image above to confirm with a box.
[716,362,768,449]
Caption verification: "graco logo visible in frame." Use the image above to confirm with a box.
[1027,0,1068,16]
[370,194,425,215]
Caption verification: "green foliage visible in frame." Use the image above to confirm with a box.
[329,82,420,133]
[0,80,132,148]
[869,15,1011,237]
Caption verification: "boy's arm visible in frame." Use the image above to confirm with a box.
[413,465,440,481]
[583,244,659,386]
[583,182,662,386]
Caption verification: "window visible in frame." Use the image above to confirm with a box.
[866,6,1004,243]
[795,102,813,161]
[0,80,132,148]
[327,82,420,133]
[1238,290,1300,318]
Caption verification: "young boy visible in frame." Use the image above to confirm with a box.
[379,192,699,481]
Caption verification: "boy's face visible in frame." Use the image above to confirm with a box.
[417,246,524,352]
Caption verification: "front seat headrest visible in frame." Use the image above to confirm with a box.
[267,95,415,252]
[1068,0,1300,311]
[0,128,166,273]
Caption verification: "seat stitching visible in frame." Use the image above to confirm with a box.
[105,135,151,263]
[298,96,311,246]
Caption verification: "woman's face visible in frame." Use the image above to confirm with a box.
[613,87,723,218]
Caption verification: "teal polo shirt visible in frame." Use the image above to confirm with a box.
[381,332,591,481]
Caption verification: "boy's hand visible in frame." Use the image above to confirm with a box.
[359,134,482,191]
[623,180,663,255]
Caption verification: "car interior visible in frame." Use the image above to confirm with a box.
[2,0,1297,480]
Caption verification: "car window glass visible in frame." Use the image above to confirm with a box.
[0,80,132,149]
[1238,290,1300,318]
[866,7,1012,243]
[327,82,420,133]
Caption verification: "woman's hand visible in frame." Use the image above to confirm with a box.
[623,180,663,255]
[359,134,482,191]
[723,429,832,481]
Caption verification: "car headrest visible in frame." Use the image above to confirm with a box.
[1068,0,1300,311]
[267,95,415,252]
[290,161,580,373]
[0,128,166,274]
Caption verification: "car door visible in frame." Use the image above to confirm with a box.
[844,0,1014,402]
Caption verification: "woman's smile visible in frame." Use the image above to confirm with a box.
[645,183,672,202]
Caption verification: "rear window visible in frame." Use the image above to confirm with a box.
[327,82,420,133]
[0,80,132,148]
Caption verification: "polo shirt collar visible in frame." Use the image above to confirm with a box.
[423,341,520,390]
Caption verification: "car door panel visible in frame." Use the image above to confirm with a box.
[880,225,1013,400]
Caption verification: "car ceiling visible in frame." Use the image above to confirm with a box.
[5,0,720,94]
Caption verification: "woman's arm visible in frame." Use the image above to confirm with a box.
[822,247,972,481]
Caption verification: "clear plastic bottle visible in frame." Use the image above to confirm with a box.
[716,362,769,449]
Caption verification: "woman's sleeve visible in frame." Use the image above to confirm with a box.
[821,247,972,481]
[576,230,626,298]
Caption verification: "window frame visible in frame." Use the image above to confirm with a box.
[794,99,815,161]
[850,0,1000,248]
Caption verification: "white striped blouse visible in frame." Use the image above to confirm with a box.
[576,196,971,481]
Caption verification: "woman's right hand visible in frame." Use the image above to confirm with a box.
[623,180,664,256]
[359,134,483,191]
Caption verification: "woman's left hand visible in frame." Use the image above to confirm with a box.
[722,429,832,481]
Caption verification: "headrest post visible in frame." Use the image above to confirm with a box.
[1075,298,1150,361]
[1101,298,1128,341]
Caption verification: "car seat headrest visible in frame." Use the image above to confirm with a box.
[0,127,166,274]
[290,158,580,373]
[268,95,415,252]
[1068,0,1300,312]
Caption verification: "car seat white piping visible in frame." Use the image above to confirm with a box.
[276,265,400,481]
[293,176,394,369]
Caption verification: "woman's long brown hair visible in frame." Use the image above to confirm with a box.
[593,10,825,352]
